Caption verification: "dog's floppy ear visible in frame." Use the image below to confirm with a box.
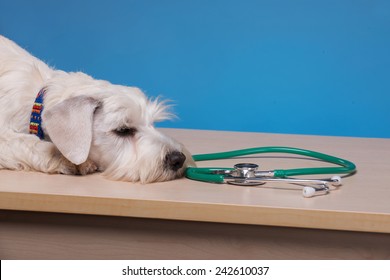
[44,96,100,165]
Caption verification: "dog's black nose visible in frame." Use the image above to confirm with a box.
[165,151,186,171]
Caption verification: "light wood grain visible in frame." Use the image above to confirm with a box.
[1,129,390,233]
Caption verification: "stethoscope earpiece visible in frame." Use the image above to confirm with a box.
[331,176,342,186]
[302,186,330,198]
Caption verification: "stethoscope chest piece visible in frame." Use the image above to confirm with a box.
[226,163,266,186]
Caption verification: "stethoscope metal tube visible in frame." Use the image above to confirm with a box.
[185,146,356,198]
[227,177,333,198]
[221,163,341,197]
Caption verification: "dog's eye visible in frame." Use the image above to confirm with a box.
[114,127,137,137]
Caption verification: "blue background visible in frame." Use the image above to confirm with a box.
[1,0,389,138]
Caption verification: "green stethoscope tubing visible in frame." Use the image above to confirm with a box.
[185,146,357,183]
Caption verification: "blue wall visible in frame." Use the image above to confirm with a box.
[1,0,389,138]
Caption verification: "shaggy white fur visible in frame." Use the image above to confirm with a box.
[0,35,194,183]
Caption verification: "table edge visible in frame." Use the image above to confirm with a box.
[1,191,389,234]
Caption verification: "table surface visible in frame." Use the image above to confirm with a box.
[1,128,390,233]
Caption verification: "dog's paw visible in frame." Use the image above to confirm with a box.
[55,157,98,175]
[55,156,79,175]
[77,159,98,175]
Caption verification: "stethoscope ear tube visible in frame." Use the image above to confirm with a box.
[185,167,227,183]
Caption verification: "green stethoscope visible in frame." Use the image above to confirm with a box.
[185,146,356,198]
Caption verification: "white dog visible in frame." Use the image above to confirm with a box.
[0,35,194,183]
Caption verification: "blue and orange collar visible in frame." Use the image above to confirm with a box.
[29,88,45,140]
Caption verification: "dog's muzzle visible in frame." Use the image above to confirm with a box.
[165,151,186,171]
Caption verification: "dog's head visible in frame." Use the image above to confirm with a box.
[42,72,195,183]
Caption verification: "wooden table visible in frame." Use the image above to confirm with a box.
[1,129,390,259]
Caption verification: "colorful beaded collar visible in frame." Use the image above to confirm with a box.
[29,88,45,140]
